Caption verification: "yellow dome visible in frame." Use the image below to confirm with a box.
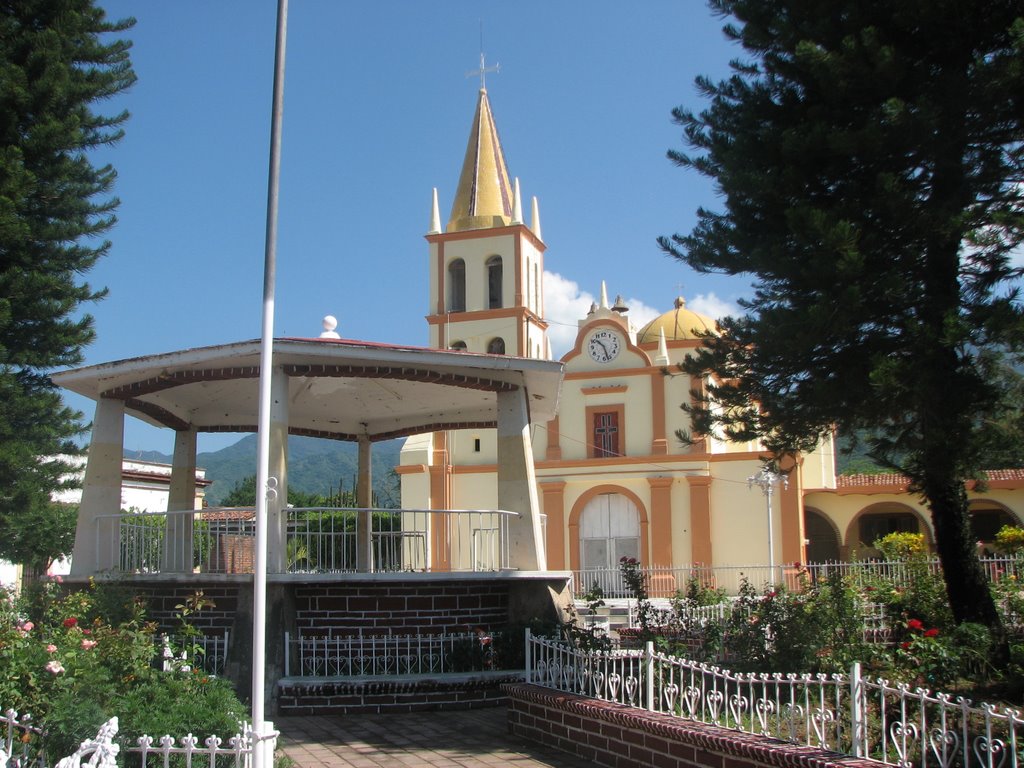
[636,297,717,344]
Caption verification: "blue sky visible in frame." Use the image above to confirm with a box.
[74,1,752,454]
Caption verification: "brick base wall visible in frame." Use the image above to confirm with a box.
[294,580,510,636]
[504,684,877,768]
[98,582,242,637]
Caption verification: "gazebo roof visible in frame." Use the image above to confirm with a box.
[53,337,564,442]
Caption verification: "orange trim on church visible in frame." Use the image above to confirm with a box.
[540,480,567,569]
[687,475,713,565]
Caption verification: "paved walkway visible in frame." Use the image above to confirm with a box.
[276,707,592,768]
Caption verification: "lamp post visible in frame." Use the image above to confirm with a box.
[252,2,288,767]
[748,467,788,584]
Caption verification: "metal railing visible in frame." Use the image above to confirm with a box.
[161,631,229,676]
[0,709,276,768]
[526,631,1024,768]
[572,556,1024,598]
[283,631,499,678]
[98,506,521,576]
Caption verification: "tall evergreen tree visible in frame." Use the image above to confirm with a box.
[661,0,1024,658]
[0,0,135,574]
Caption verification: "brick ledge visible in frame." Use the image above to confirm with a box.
[503,683,878,768]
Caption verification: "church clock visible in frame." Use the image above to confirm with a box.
[587,329,621,363]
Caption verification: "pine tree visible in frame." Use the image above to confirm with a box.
[0,0,135,574]
[661,0,1024,660]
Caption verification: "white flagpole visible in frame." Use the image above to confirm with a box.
[252,1,287,765]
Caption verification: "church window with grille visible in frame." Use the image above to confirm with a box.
[487,256,503,309]
[448,259,466,312]
[592,410,621,457]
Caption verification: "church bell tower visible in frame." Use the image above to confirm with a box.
[425,87,548,359]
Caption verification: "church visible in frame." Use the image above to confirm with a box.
[398,85,1024,593]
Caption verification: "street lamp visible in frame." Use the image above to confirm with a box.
[748,467,788,583]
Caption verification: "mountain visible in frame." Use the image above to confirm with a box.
[126,435,404,506]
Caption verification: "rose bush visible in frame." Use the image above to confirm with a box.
[0,581,247,762]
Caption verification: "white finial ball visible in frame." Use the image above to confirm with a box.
[319,315,340,339]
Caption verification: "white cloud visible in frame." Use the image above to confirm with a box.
[543,272,594,357]
[542,271,668,358]
[688,292,740,322]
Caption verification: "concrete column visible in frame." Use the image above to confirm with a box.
[71,398,125,575]
[429,432,450,571]
[496,388,545,571]
[356,435,372,572]
[267,367,289,573]
[163,427,197,573]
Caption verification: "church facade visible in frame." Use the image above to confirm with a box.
[398,87,1024,588]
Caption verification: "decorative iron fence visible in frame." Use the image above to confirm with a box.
[525,631,1024,768]
[98,506,521,576]
[0,710,276,768]
[572,556,1024,598]
[161,631,229,676]
[283,631,499,678]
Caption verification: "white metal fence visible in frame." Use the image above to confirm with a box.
[161,631,229,676]
[0,710,276,768]
[573,556,1024,598]
[525,631,1024,768]
[283,631,498,678]
[99,506,521,576]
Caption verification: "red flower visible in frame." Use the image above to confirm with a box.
[923,628,939,638]
[62,617,77,628]
[900,641,912,650]
[906,618,923,631]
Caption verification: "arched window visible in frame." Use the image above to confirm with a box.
[970,502,1017,554]
[448,259,466,312]
[487,256,503,309]
[450,340,467,351]
[487,337,505,355]
[852,505,921,557]
[580,493,640,595]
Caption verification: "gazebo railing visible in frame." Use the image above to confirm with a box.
[95,506,521,576]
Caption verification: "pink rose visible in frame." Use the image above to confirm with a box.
[46,644,57,654]
[45,660,64,675]
[81,639,97,650]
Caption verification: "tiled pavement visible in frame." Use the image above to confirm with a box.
[275,707,593,768]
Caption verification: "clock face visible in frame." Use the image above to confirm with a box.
[587,329,621,363]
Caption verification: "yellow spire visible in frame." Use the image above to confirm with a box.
[447,88,514,232]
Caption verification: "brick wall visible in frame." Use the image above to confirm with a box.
[293,580,510,636]
[504,683,878,768]
[121,582,242,637]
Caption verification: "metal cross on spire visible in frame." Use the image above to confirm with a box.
[466,23,499,89]
[466,50,500,89]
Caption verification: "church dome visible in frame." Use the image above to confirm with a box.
[636,297,717,344]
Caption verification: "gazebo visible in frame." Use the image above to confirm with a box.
[53,334,568,711]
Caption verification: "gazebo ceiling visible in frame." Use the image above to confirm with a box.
[53,338,564,442]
